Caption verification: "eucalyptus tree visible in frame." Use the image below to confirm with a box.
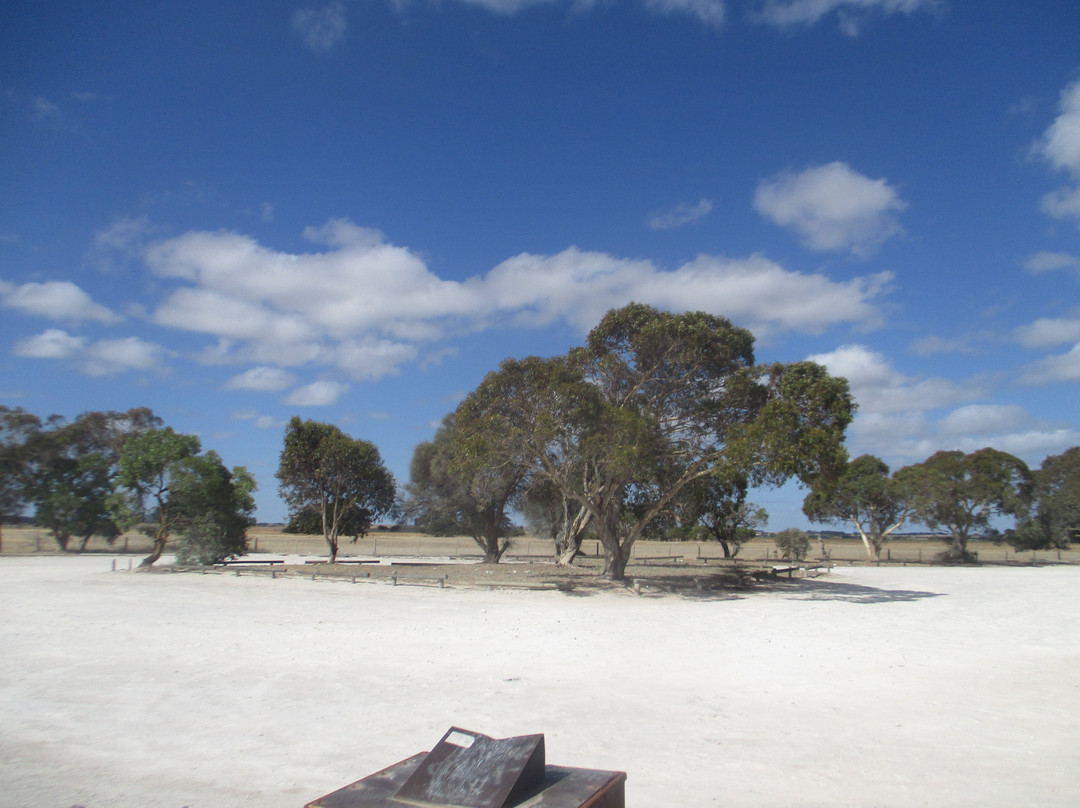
[407,412,531,563]
[1009,447,1080,550]
[895,448,1031,561]
[0,406,42,550]
[803,454,910,562]
[277,417,396,563]
[457,304,854,580]
[24,408,161,552]
[108,427,203,566]
[675,474,766,558]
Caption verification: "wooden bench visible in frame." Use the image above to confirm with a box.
[303,558,379,565]
[217,558,284,566]
[391,572,448,589]
[637,555,684,565]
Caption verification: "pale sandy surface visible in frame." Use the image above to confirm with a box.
[1,557,1078,808]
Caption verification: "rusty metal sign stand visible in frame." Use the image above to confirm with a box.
[306,728,625,808]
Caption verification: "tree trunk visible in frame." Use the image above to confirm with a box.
[140,536,166,567]
[718,540,733,558]
[554,502,590,566]
[601,541,631,580]
[53,531,71,552]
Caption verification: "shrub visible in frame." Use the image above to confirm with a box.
[773,528,810,562]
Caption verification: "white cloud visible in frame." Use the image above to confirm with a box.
[83,337,168,376]
[1018,343,1080,385]
[1034,77,1080,224]
[13,329,86,359]
[13,329,168,376]
[938,404,1029,437]
[647,198,714,230]
[645,0,726,28]
[751,0,940,35]
[1013,318,1080,349]
[754,162,906,256]
[232,410,288,429]
[808,344,981,416]
[283,380,348,406]
[291,3,348,53]
[224,366,297,392]
[448,0,557,13]
[143,220,890,380]
[809,343,1079,464]
[1,280,120,323]
[1024,250,1080,274]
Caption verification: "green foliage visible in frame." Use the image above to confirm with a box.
[452,303,853,580]
[1,406,43,541]
[21,409,160,552]
[803,454,909,561]
[277,417,396,562]
[109,426,258,567]
[1009,447,1080,550]
[405,413,525,561]
[172,456,256,565]
[773,528,810,562]
[283,502,374,539]
[896,448,1031,562]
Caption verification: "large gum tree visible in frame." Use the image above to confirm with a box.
[456,304,855,581]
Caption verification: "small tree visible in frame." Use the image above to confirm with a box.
[896,448,1031,562]
[773,528,810,562]
[675,475,765,558]
[803,455,910,562]
[172,454,257,565]
[277,417,396,563]
[108,427,202,567]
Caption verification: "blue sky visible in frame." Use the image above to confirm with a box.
[2,0,1078,528]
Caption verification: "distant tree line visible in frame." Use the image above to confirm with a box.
[0,406,256,566]
[803,447,1079,562]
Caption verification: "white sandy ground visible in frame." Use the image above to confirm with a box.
[1,557,1078,808]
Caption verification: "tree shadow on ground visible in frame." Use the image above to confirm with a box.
[774,577,945,604]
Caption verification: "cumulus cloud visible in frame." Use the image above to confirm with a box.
[0,280,121,323]
[750,0,940,36]
[938,404,1029,437]
[283,380,348,406]
[754,162,906,256]
[1013,318,1080,349]
[647,198,714,230]
[13,329,168,376]
[1034,76,1080,224]
[291,2,347,53]
[13,329,87,359]
[808,343,1078,462]
[808,344,981,416]
[142,219,889,380]
[224,366,297,392]
[1019,343,1080,385]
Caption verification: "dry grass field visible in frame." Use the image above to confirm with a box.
[3,523,1077,567]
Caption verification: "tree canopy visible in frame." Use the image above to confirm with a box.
[1009,447,1080,550]
[276,417,396,563]
[896,448,1031,561]
[803,454,910,561]
[453,303,854,579]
